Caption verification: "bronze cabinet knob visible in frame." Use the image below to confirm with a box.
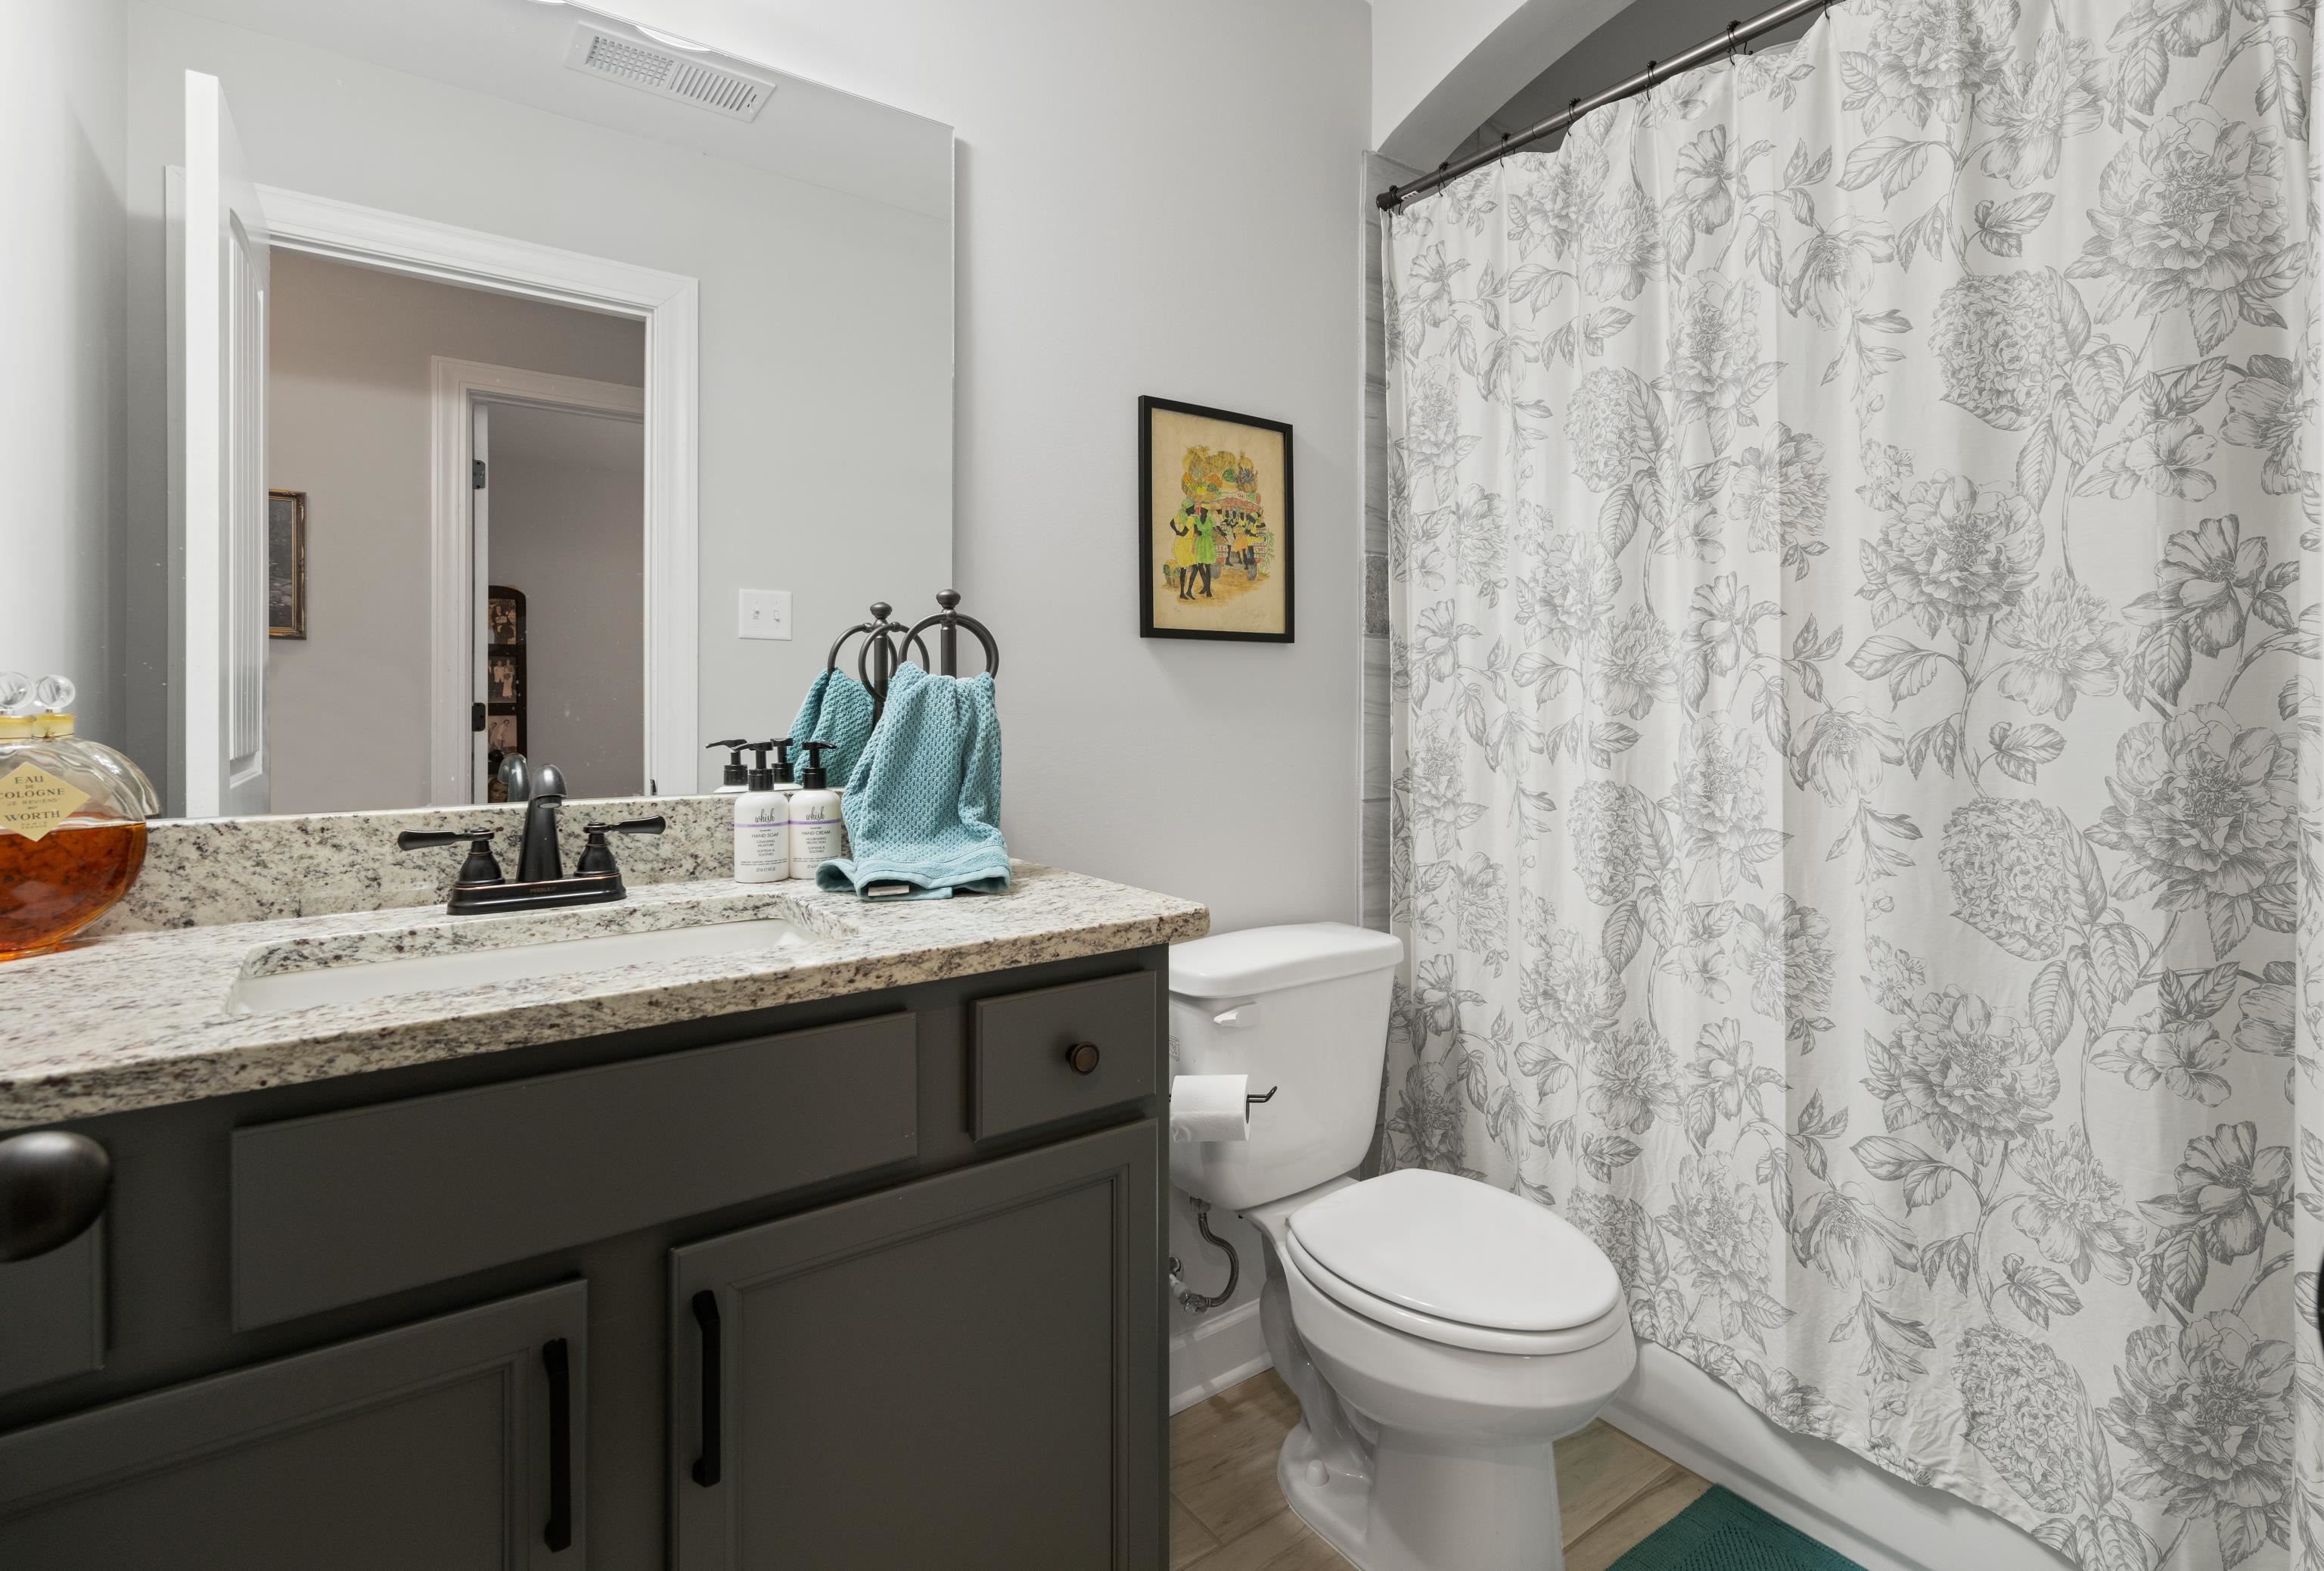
[1064,1041,1101,1075]
[0,1130,111,1262]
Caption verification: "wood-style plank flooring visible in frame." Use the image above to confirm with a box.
[1170,1370,1710,1571]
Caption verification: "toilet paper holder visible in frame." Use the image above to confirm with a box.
[1245,1085,1278,1111]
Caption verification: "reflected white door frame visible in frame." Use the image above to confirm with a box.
[253,184,698,806]
[446,366,645,800]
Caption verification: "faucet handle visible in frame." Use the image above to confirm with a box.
[583,817,666,837]
[575,817,664,878]
[396,828,505,886]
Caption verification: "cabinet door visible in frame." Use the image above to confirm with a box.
[0,1280,586,1569]
[672,1120,1162,1571]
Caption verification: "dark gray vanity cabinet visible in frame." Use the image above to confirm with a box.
[671,1119,1160,1570]
[0,947,1170,1569]
[0,1280,588,1569]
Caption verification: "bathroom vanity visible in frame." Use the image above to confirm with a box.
[0,802,1204,1569]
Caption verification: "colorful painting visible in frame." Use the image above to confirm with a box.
[1139,397,1293,641]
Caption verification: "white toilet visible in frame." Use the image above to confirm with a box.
[1170,922,1636,1571]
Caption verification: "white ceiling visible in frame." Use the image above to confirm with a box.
[151,0,954,218]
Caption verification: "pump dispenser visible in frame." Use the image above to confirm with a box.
[788,740,846,871]
[707,738,751,794]
[732,740,791,882]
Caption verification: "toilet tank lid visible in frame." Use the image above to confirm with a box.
[1290,1169,1622,1333]
[1169,922,1403,998]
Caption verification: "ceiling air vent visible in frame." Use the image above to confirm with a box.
[564,23,775,122]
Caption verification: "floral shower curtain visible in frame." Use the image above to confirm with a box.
[1379,2,2319,1566]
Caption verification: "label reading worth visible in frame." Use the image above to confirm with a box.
[0,762,90,841]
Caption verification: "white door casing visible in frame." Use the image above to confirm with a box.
[171,70,271,818]
[471,400,491,796]
[253,185,698,806]
[437,364,647,804]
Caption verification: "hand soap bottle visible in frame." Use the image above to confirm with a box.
[732,741,791,882]
[707,738,751,795]
[788,740,845,873]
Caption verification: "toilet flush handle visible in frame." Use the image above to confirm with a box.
[1211,1001,1262,1028]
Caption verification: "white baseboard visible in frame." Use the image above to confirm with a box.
[1169,1299,1272,1414]
[1604,1344,2071,1571]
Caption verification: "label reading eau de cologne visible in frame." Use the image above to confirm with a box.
[0,762,90,841]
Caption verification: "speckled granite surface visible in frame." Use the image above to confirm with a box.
[0,860,1207,1131]
[92,795,731,935]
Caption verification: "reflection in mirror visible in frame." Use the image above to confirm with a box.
[39,0,955,817]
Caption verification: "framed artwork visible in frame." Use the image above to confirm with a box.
[267,490,307,639]
[1139,396,1293,642]
[485,584,528,768]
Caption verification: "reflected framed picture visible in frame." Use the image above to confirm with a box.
[1139,396,1294,642]
[267,489,307,639]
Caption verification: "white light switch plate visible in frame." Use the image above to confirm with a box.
[738,588,792,640]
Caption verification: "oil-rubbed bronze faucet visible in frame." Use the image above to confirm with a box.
[396,764,665,914]
[518,786,567,883]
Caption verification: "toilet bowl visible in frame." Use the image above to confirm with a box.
[1169,925,1638,1571]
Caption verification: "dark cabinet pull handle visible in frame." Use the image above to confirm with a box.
[1065,1041,1101,1075]
[0,1131,111,1263]
[691,1289,722,1487]
[542,1338,573,1551]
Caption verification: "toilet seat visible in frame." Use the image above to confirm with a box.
[1288,1169,1622,1333]
[1284,1230,1627,1357]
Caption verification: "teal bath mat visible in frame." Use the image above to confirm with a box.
[1608,1486,1864,1570]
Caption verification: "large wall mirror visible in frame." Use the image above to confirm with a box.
[104,0,952,815]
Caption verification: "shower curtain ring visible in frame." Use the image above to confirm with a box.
[1728,20,1743,56]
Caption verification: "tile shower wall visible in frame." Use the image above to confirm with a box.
[1360,153,1418,934]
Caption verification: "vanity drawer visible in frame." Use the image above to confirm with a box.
[231,1012,918,1328]
[970,971,1157,1140]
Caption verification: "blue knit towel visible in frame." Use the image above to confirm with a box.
[786,668,876,786]
[816,663,1008,900]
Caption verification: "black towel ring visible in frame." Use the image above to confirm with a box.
[903,590,1000,682]
[826,602,930,726]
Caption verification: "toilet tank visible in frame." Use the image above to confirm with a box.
[1168,922,1404,1212]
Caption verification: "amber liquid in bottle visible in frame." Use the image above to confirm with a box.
[0,820,149,960]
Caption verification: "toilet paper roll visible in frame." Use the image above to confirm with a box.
[1170,1074,1250,1144]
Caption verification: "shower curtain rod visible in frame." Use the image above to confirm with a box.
[1378,0,1835,211]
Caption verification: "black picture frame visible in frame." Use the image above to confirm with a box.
[1138,395,1294,642]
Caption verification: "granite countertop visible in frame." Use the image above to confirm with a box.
[0,863,1208,1131]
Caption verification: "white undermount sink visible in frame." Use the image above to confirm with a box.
[227,916,812,1016]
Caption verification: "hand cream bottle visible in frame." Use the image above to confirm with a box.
[788,740,845,873]
[732,740,791,882]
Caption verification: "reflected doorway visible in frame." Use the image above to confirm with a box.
[261,250,645,812]
[474,400,645,802]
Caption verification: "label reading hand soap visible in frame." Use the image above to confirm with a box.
[0,763,90,842]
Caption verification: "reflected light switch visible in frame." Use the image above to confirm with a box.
[738,589,792,640]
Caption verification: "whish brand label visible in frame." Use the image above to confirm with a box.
[0,762,90,841]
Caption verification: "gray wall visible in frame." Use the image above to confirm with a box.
[486,404,646,802]
[263,251,642,814]
[629,0,1372,939]
[123,0,953,802]
[2,0,128,745]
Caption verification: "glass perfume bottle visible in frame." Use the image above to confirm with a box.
[0,674,160,960]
